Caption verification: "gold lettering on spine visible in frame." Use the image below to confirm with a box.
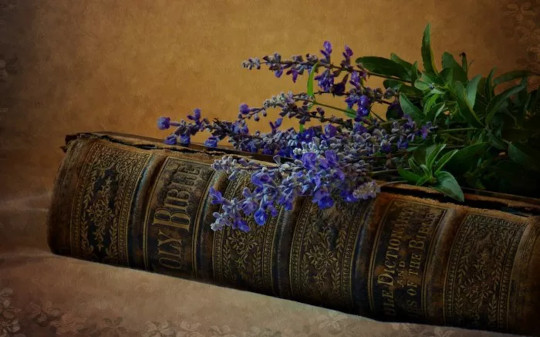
[369,199,446,319]
[156,229,183,270]
[144,157,214,274]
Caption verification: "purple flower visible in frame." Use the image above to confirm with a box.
[325,150,338,165]
[187,108,201,121]
[157,117,171,130]
[254,208,267,226]
[313,189,334,209]
[179,134,191,145]
[343,45,353,58]
[252,172,271,187]
[380,141,392,153]
[314,69,334,92]
[301,152,317,169]
[350,71,361,87]
[164,134,176,145]
[420,125,430,139]
[210,187,224,205]
[324,124,337,137]
[204,136,219,148]
[359,95,370,107]
[321,41,332,60]
[235,218,250,232]
[239,103,250,115]
[356,107,370,120]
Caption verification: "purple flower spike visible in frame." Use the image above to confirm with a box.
[301,152,317,169]
[343,45,353,58]
[313,189,334,209]
[204,136,219,148]
[359,95,371,107]
[209,187,224,205]
[157,117,171,130]
[164,134,177,145]
[236,219,250,232]
[321,41,333,59]
[239,103,250,115]
[179,134,191,146]
[324,124,337,137]
[254,208,267,226]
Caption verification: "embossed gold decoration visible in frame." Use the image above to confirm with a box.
[213,176,279,294]
[444,214,526,330]
[70,140,150,264]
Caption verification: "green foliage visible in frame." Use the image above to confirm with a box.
[361,24,539,199]
[398,144,464,201]
[303,62,320,132]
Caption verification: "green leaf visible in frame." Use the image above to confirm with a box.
[441,52,467,83]
[414,79,431,91]
[454,82,483,127]
[493,70,531,86]
[421,24,438,75]
[390,53,414,69]
[484,68,496,100]
[434,149,458,174]
[416,175,432,186]
[440,67,454,84]
[423,94,440,114]
[303,61,319,132]
[460,52,468,76]
[391,53,420,82]
[508,143,540,171]
[426,144,446,170]
[446,142,489,175]
[384,79,422,97]
[356,56,409,80]
[408,157,421,173]
[399,94,424,121]
[429,102,446,121]
[398,168,422,184]
[466,75,482,108]
[307,61,319,98]
[485,81,527,125]
[411,61,420,83]
[345,108,357,119]
[434,171,465,201]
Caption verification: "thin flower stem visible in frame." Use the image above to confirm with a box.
[296,98,352,115]
[372,113,386,122]
[313,101,351,114]
[442,133,466,142]
[379,180,408,187]
[437,127,477,133]
[267,60,412,83]
[371,169,400,175]
[312,90,393,105]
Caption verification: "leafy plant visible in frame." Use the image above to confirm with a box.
[359,24,539,198]
[157,24,539,232]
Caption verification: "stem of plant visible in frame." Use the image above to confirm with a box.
[437,127,477,133]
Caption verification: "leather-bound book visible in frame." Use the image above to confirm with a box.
[48,132,540,335]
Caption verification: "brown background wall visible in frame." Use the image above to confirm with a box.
[1,0,538,202]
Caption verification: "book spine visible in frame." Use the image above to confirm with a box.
[48,134,540,335]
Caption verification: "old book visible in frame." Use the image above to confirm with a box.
[48,132,540,335]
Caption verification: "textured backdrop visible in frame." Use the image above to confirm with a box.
[0,0,538,203]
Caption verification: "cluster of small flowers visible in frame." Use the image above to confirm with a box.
[243,41,400,123]
[157,40,431,231]
[207,115,423,231]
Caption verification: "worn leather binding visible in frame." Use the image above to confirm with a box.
[48,132,540,335]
